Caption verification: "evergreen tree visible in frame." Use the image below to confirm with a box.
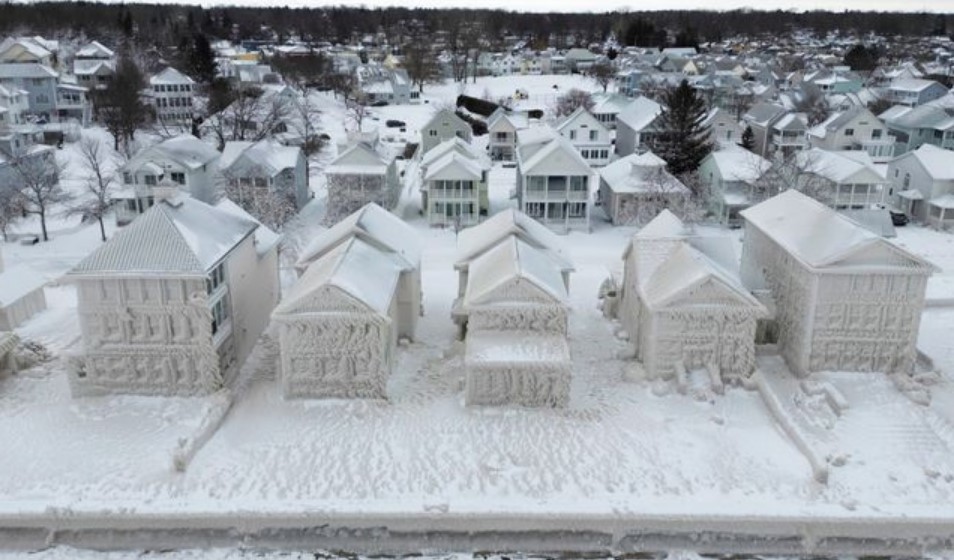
[844,44,879,72]
[655,79,713,178]
[190,33,217,85]
[740,125,755,151]
[95,51,149,151]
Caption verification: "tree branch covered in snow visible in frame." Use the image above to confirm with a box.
[3,147,71,242]
[68,137,119,243]
[218,167,298,231]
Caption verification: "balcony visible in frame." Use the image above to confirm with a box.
[524,188,588,202]
[428,188,477,201]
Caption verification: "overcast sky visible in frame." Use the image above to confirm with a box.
[139,0,954,12]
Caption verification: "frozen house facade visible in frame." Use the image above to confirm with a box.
[452,208,574,334]
[598,152,691,226]
[296,203,422,343]
[115,135,221,225]
[740,190,937,376]
[462,235,572,408]
[66,196,281,396]
[220,139,309,211]
[325,141,400,223]
[420,137,491,228]
[618,211,767,382]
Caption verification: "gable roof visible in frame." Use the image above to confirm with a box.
[464,235,568,307]
[326,142,389,175]
[296,203,421,271]
[555,106,609,136]
[70,197,258,277]
[150,67,195,85]
[455,208,573,271]
[75,41,114,59]
[424,152,485,181]
[702,146,771,184]
[740,189,938,272]
[421,108,470,134]
[275,236,403,317]
[896,144,954,180]
[616,96,663,132]
[420,136,485,169]
[599,152,690,195]
[518,134,592,177]
[220,139,301,177]
[126,135,220,172]
[798,148,884,184]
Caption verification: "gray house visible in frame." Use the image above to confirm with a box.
[420,108,472,155]
[0,63,58,120]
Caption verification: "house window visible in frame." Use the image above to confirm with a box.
[903,173,910,188]
[123,172,133,184]
[495,132,508,141]
[570,175,588,192]
[569,130,577,140]
[894,169,899,178]
[144,175,157,186]
[872,129,883,139]
[429,130,438,137]
[170,172,185,185]
[526,202,545,217]
[589,130,598,141]
[207,262,226,295]
[210,297,230,336]
[568,202,587,217]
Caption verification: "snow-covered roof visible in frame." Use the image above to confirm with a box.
[600,152,689,195]
[275,236,403,317]
[464,236,568,307]
[635,209,690,239]
[898,144,954,180]
[150,67,195,85]
[296,203,421,271]
[798,148,884,185]
[72,59,115,76]
[0,63,57,79]
[125,135,220,173]
[220,139,301,177]
[0,37,52,60]
[616,96,663,132]
[740,189,938,272]
[518,134,592,177]
[326,142,389,176]
[703,147,771,184]
[889,78,942,92]
[0,265,46,307]
[455,208,573,271]
[424,152,485,182]
[555,106,608,135]
[771,112,807,132]
[590,92,632,116]
[75,41,114,59]
[70,196,258,277]
[420,136,485,169]
[214,198,281,257]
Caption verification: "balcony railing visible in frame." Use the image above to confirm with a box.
[428,189,478,200]
[524,188,588,202]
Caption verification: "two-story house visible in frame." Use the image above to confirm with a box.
[887,144,954,228]
[807,106,896,162]
[420,137,490,228]
[486,109,528,162]
[795,148,886,210]
[879,103,954,155]
[698,146,772,227]
[149,67,196,125]
[420,108,473,155]
[72,41,116,92]
[115,135,221,225]
[515,127,593,232]
[615,96,663,155]
[887,79,949,107]
[66,194,280,396]
[220,138,309,211]
[0,63,59,121]
[702,106,743,146]
[555,107,613,167]
[325,141,400,223]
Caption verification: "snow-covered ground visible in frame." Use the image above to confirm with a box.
[2,75,954,556]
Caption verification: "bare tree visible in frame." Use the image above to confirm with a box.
[749,150,833,207]
[219,168,299,231]
[345,93,371,132]
[70,137,118,242]
[0,182,24,242]
[589,61,615,92]
[553,88,595,117]
[404,38,441,92]
[204,86,292,150]
[286,92,326,178]
[325,174,396,226]
[6,148,71,242]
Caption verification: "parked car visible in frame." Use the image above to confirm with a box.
[890,210,909,226]
[386,119,406,128]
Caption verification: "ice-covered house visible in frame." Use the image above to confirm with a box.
[452,208,574,335]
[887,144,954,228]
[598,151,691,226]
[0,331,18,377]
[115,134,221,225]
[66,195,280,396]
[794,148,886,210]
[149,67,196,125]
[462,235,572,407]
[219,139,309,211]
[555,107,613,167]
[419,108,473,155]
[273,236,414,399]
[324,141,400,224]
[296,203,422,343]
[420,137,490,228]
[618,211,767,382]
[740,189,938,377]
[0,263,47,330]
[515,127,594,232]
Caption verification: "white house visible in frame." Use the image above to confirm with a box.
[72,41,115,92]
[887,144,954,228]
[66,195,281,396]
[515,127,594,232]
[698,146,772,227]
[807,106,895,162]
[598,152,691,226]
[795,148,886,209]
[887,79,948,107]
[219,139,309,211]
[618,211,767,382]
[324,141,400,224]
[615,96,663,155]
[419,108,473,155]
[296,203,422,342]
[486,109,528,162]
[590,92,633,129]
[420,138,490,228]
[115,134,221,225]
[452,208,574,334]
[273,236,413,399]
[739,189,937,377]
[149,67,196,125]
[462,235,572,407]
[702,107,743,146]
[555,106,613,167]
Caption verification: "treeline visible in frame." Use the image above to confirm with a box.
[0,2,951,50]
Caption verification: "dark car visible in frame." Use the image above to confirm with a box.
[385,119,406,128]
[889,210,909,226]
